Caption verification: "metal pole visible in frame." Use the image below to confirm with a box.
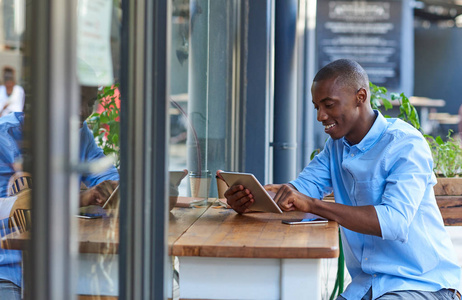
[272,0,298,183]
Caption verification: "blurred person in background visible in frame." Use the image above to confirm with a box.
[0,66,25,117]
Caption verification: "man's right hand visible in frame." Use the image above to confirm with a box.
[79,180,118,207]
[224,184,254,214]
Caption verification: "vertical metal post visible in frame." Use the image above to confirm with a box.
[26,0,79,299]
[401,0,414,96]
[187,0,209,176]
[240,0,275,184]
[119,0,170,298]
[272,0,298,183]
[298,0,318,171]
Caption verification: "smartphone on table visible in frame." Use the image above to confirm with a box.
[77,213,103,219]
[281,217,328,225]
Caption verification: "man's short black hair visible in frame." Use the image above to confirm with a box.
[313,59,369,92]
[3,66,15,82]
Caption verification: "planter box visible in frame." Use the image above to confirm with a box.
[434,177,462,226]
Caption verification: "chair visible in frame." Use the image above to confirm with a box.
[6,172,32,233]
[7,171,33,197]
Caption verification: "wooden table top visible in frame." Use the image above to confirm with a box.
[2,199,339,259]
[389,96,446,107]
[1,198,213,255]
[1,215,120,254]
[168,202,211,255]
[172,208,339,259]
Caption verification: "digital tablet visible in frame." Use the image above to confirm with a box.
[169,170,188,187]
[218,171,282,214]
[102,185,119,209]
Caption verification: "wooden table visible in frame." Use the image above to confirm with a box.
[2,200,339,300]
[0,216,119,254]
[172,208,339,300]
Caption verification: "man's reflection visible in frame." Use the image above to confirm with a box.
[0,85,119,299]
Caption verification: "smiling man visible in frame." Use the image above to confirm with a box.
[225,59,461,299]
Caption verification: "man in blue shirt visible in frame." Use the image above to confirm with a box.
[225,59,461,299]
[0,86,119,299]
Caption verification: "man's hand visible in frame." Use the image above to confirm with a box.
[224,185,254,214]
[266,183,313,212]
[79,180,118,207]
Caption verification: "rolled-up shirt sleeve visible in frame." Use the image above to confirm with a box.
[374,134,436,242]
[79,122,119,187]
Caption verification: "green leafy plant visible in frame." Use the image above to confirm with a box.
[371,83,462,177]
[87,84,120,168]
[370,82,420,130]
[425,130,462,177]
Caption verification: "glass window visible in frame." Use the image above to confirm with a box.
[0,0,125,298]
[0,0,26,299]
[74,0,123,298]
[168,0,240,296]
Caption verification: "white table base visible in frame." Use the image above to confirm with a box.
[178,256,322,300]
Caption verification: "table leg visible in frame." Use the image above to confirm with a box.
[281,258,321,300]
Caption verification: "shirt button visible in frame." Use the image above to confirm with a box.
[351,153,354,157]
[373,274,377,277]
[364,257,368,260]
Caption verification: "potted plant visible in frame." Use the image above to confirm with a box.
[425,130,462,225]
[87,84,121,168]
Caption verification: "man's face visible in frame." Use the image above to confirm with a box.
[4,80,14,90]
[80,86,98,126]
[311,77,365,144]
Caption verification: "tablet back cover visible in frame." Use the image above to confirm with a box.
[220,172,282,214]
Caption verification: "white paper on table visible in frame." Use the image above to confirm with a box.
[0,196,17,220]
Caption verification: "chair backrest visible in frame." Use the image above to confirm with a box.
[8,188,32,232]
[7,172,32,232]
[7,171,33,197]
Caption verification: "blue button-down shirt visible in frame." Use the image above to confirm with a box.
[291,111,461,299]
[0,112,119,287]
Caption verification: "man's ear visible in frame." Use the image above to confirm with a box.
[356,88,367,106]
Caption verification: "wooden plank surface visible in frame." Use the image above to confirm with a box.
[3,199,340,259]
[172,208,339,259]
[436,196,462,226]
[0,215,119,254]
[168,204,211,255]
[78,214,119,254]
[1,200,212,255]
[434,178,462,196]
[1,230,29,251]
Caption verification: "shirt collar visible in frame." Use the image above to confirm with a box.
[343,110,388,152]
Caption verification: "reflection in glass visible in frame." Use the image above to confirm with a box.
[0,0,26,298]
[75,0,122,297]
[168,0,239,298]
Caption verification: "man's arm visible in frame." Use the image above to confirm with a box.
[79,123,119,187]
[78,123,120,207]
[268,183,382,237]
